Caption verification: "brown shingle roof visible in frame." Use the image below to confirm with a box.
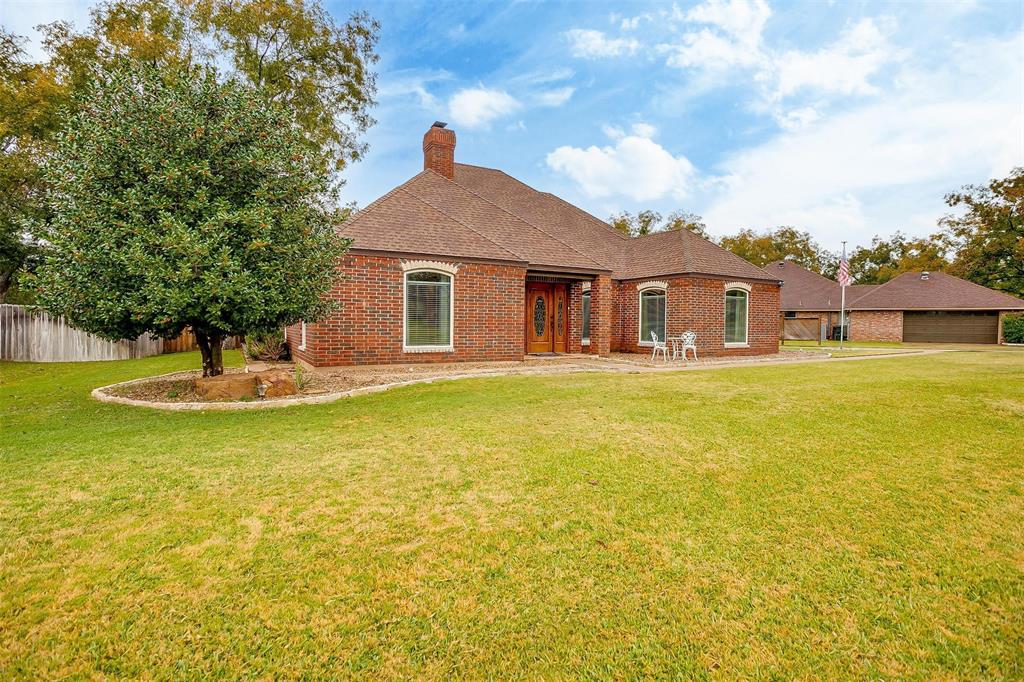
[771,260,1024,311]
[453,163,778,281]
[340,173,524,263]
[402,171,606,272]
[851,271,1024,310]
[452,163,629,273]
[769,260,849,310]
[622,229,780,281]
[344,160,780,282]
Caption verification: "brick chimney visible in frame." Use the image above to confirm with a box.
[423,121,456,179]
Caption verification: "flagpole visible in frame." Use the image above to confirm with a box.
[839,240,847,350]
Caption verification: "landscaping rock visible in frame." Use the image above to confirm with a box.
[196,373,258,400]
[254,369,298,398]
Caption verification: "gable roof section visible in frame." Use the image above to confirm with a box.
[340,174,523,263]
[452,163,628,273]
[623,229,779,281]
[851,271,1024,310]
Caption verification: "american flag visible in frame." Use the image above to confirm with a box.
[837,256,850,287]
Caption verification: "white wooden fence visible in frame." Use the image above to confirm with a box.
[0,304,164,362]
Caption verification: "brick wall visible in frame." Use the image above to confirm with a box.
[611,276,780,357]
[288,253,526,366]
[849,310,902,342]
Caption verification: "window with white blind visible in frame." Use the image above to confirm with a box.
[638,288,666,344]
[725,288,749,345]
[581,291,591,344]
[404,270,453,350]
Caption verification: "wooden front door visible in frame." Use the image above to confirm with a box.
[525,283,568,353]
[552,284,567,353]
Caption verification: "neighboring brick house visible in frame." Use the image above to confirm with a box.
[772,260,1024,344]
[288,123,782,367]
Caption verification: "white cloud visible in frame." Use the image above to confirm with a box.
[774,106,820,131]
[700,34,1024,249]
[448,88,521,129]
[631,122,658,138]
[546,129,696,201]
[685,0,771,49]
[536,87,575,107]
[771,18,903,101]
[660,1,902,115]
[565,29,640,59]
[378,69,452,110]
[663,29,763,70]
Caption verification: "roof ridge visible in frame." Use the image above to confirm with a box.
[394,186,524,262]
[538,191,632,243]
[456,162,630,244]
[447,170,610,271]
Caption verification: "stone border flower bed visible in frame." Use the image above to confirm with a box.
[90,349,922,411]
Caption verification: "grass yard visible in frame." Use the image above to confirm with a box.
[1,351,1022,678]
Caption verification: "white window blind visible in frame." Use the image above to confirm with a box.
[582,291,591,342]
[405,271,452,347]
[725,289,748,344]
[639,289,666,342]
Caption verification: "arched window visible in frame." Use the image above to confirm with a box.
[724,285,750,346]
[638,285,667,344]
[404,269,453,351]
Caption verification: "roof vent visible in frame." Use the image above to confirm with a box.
[921,271,930,280]
[432,121,447,129]
[778,262,785,269]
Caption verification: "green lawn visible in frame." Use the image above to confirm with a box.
[2,351,1022,678]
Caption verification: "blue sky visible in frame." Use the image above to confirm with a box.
[2,0,1022,251]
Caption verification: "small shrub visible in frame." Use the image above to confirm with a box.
[243,331,290,361]
[1003,313,1024,344]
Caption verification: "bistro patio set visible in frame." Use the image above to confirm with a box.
[649,331,699,363]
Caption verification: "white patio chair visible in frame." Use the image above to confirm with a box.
[650,331,669,361]
[679,330,698,362]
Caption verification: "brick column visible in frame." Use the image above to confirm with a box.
[567,281,583,354]
[592,274,612,357]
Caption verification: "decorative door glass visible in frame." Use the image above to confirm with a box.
[534,295,546,337]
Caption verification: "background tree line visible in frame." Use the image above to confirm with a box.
[609,166,1024,300]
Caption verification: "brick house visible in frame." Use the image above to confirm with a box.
[772,260,1024,344]
[288,123,782,367]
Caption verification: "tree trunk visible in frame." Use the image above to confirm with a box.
[194,329,226,377]
[0,270,11,303]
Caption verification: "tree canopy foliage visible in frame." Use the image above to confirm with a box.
[609,209,709,238]
[845,233,949,285]
[27,64,349,376]
[718,226,834,274]
[939,167,1024,299]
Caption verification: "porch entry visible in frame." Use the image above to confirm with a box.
[526,282,568,353]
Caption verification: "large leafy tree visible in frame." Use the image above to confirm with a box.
[718,226,834,273]
[28,64,348,376]
[2,0,377,297]
[939,167,1024,299]
[609,209,709,238]
[39,0,379,173]
[846,232,949,284]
